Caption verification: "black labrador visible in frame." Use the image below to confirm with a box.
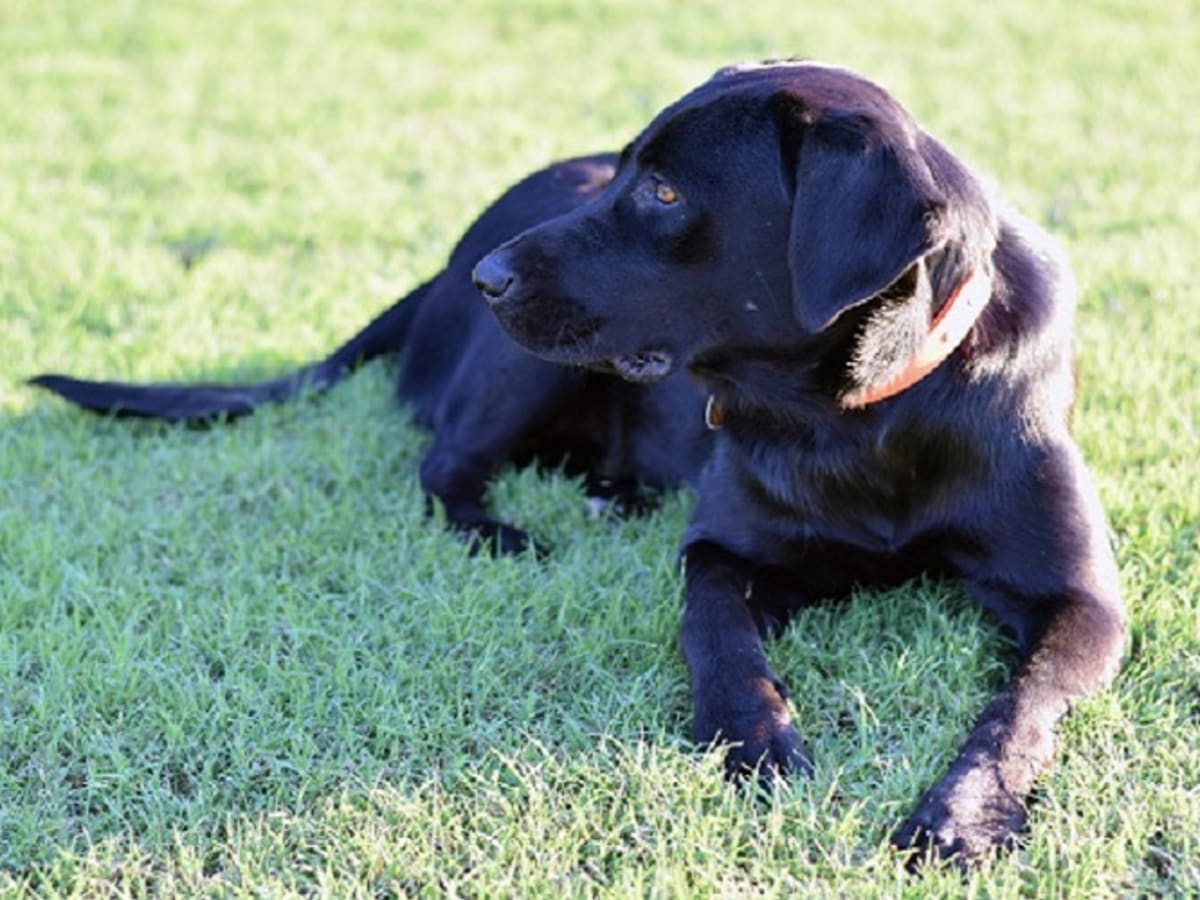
[31,156,713,552]
[32,61,1125,868]
[473,61,1125,866]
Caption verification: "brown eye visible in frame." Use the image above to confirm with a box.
[654,182,679,205]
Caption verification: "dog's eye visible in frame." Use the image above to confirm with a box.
[654,182,680,205]
[631,176,683,212]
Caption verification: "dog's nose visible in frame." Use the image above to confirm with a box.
[472,251,516,304]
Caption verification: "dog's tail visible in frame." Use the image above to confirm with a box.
[28,280,431,423]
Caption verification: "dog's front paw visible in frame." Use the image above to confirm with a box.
[892,763,1026,870]
[694,675,814,785]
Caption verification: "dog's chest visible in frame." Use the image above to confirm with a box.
[736,419,986,552]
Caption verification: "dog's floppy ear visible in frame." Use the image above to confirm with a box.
[786,111,945,333]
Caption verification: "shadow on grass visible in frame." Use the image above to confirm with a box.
[2,372,1015,890]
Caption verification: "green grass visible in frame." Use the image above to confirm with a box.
[2,0,1198,895]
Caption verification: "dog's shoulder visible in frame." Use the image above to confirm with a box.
[961,201,1078,427]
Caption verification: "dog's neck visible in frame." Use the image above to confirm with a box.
[703,267,992,430]
[838,266,992,408]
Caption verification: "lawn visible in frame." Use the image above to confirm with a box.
[2,0,1198,895]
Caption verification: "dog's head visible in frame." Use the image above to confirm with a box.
[474,62,996,401]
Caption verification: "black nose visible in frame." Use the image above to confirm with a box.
[472,251,515,304]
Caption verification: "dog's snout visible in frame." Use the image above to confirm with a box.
[472,251,516,304]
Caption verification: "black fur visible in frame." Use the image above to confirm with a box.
[32,60,1125,869]
[475,61,1125,867]
[30,156,713,553]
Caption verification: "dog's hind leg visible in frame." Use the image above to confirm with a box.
[420,439,533,554]
[418,337,587,555]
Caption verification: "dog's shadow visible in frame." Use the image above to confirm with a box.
[7,359,686,758]
[6,368,1010,868]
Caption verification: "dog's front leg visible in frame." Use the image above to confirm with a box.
[679,540,813,783]
[894,460,1126,867]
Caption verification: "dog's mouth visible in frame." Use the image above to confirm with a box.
[600,350,675,383]
[487,294,674,383]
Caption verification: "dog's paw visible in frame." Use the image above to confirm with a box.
[695,675,814,786]
[892,764,1026,871]
[722,716,813,787]
[584,476,661,519]
[585,491,661,520]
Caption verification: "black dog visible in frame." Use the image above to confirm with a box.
[31,157,713,552]
[473,61,1125,866]
[33,60,1125,868]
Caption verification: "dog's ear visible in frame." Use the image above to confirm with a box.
[785,111,946,332]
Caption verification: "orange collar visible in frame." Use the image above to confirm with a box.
[839,266,992,409]
[704,394,726,430]
[703,268,991,429]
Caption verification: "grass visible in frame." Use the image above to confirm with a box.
[2,0,1198,895]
